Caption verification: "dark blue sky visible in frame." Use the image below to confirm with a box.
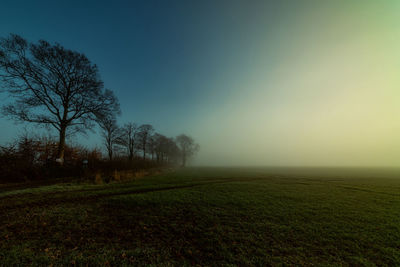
[0,0,292,143]
[0,1,290,138]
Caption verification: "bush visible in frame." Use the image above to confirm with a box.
[0,135,173,184]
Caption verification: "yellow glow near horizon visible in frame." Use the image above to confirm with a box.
[193,1,400,166]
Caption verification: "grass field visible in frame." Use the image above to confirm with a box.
[1,167,400,266]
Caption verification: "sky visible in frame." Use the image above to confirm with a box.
[1,0,400,166]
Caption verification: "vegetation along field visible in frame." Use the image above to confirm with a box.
[1,167,400,266]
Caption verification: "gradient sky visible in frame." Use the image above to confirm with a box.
[1,0,400,166]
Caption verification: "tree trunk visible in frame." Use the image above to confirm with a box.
[57,126,67,165]
[182,153,186,167]
[129,142,134,161]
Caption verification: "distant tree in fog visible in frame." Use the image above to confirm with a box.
[0,34,120,164]
[147,133,156,160]
[176,134,199,167]
[137,124,154,159]
[153,133,168,162]
[152,133,179,163]
[165,137,180,163]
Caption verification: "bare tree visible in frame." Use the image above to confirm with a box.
[137,124,154,159]
[176,134,199,167]
[98,116,120,161]
[0,34,120,164]
[147,133,156,160]
[165,137,180,164]
[116,122,139,161]
[153,133,167,162]
[152,133,180,164]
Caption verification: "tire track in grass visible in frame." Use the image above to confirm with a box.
[4,175,384,213]
[0,177,266,212]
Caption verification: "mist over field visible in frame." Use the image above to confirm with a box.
[190,1,400,167]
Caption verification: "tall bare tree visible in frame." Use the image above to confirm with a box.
[137,124,154,159]
[97,115,120,161]
[116,122,139,161]
[0,34,120,164]
[176,134,199,167]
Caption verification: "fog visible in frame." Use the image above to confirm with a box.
[191,1,400,167]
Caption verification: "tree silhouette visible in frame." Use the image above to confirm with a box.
[0,34,120,164]
[152,134,180,163]
[176,134,199,167]
[97,115,120,161]
[137,124,154,159]
[117,122,139,161]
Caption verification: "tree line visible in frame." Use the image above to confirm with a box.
[99,118,199,166]
[0,34,199,177]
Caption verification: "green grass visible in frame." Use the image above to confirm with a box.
[1,167,400,266]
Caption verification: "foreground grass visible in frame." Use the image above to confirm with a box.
[0,167,400,266]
